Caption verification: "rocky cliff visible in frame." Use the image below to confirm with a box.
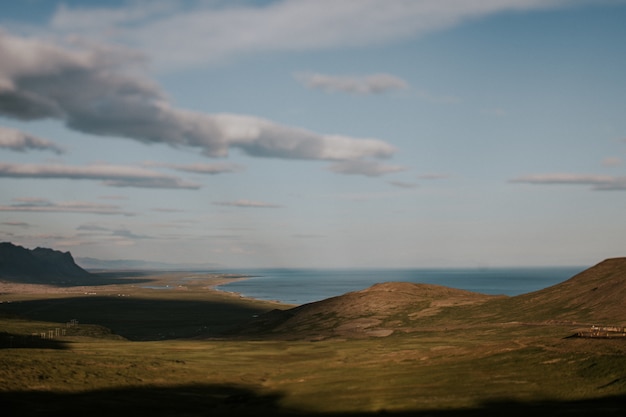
[0,242,91,284]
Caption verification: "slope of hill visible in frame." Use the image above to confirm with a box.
[490,257,626,325]
[235,258,626,339]
[0,242,91,284]
[235,281,498,339]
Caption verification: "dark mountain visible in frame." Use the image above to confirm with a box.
[0,242,91,284]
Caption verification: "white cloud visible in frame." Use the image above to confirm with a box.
[328,160,406,177]
[211,113,395,160]
[295,72,408,95]
[0,126,65,154]
[0,198,133,215]
[0,162,200,189]
[213,199,282,208]
[47,0,580,71]
[0,30,395,162]
[510,173,626,191]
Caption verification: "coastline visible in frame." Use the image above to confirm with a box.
[0,271,295,308]
[0,272,247,294]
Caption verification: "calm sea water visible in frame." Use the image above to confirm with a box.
[215,267,586,305]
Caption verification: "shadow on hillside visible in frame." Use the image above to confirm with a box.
[1,383,625,417]
[0,296,273,340]
[0,331,68,350]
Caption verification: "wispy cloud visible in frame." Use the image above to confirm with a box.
[151,207,184,213]
[0,126,65,154]
[76,224,110,232]
[510,173,626,191]
[0,198,134,215]
[76,224,153,241]
[295,72,408,95]
[46,0,583,71]
[1,221,30,227]
[0,162,200,189]
[111,228,152,240]
[145,161,244,175]
[213,199,282,208]
[328,160,406,177]
[0,31,395,162]
[388,180,418,189]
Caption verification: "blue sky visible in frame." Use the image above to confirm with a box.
[1,0,625,268]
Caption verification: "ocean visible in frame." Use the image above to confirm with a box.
[215,266,587,305]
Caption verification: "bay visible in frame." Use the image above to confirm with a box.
[215,266,587,305]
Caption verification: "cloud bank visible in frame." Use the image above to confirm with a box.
[0,126,64,154]
[0,31,395,162]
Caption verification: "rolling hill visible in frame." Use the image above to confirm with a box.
[235,281,498,339]
[235,258,626,339]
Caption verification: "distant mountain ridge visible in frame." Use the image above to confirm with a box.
[0,242,91,284]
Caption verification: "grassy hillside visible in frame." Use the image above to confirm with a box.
[235,282,499,339]
[236,258,626,339]
[1,264,626,416]
[493,257,626,325]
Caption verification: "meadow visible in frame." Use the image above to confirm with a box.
[1,272,625,416]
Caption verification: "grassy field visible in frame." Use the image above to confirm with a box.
[1,272,625,416]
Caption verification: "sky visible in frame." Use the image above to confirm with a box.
[0,0,625,269]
